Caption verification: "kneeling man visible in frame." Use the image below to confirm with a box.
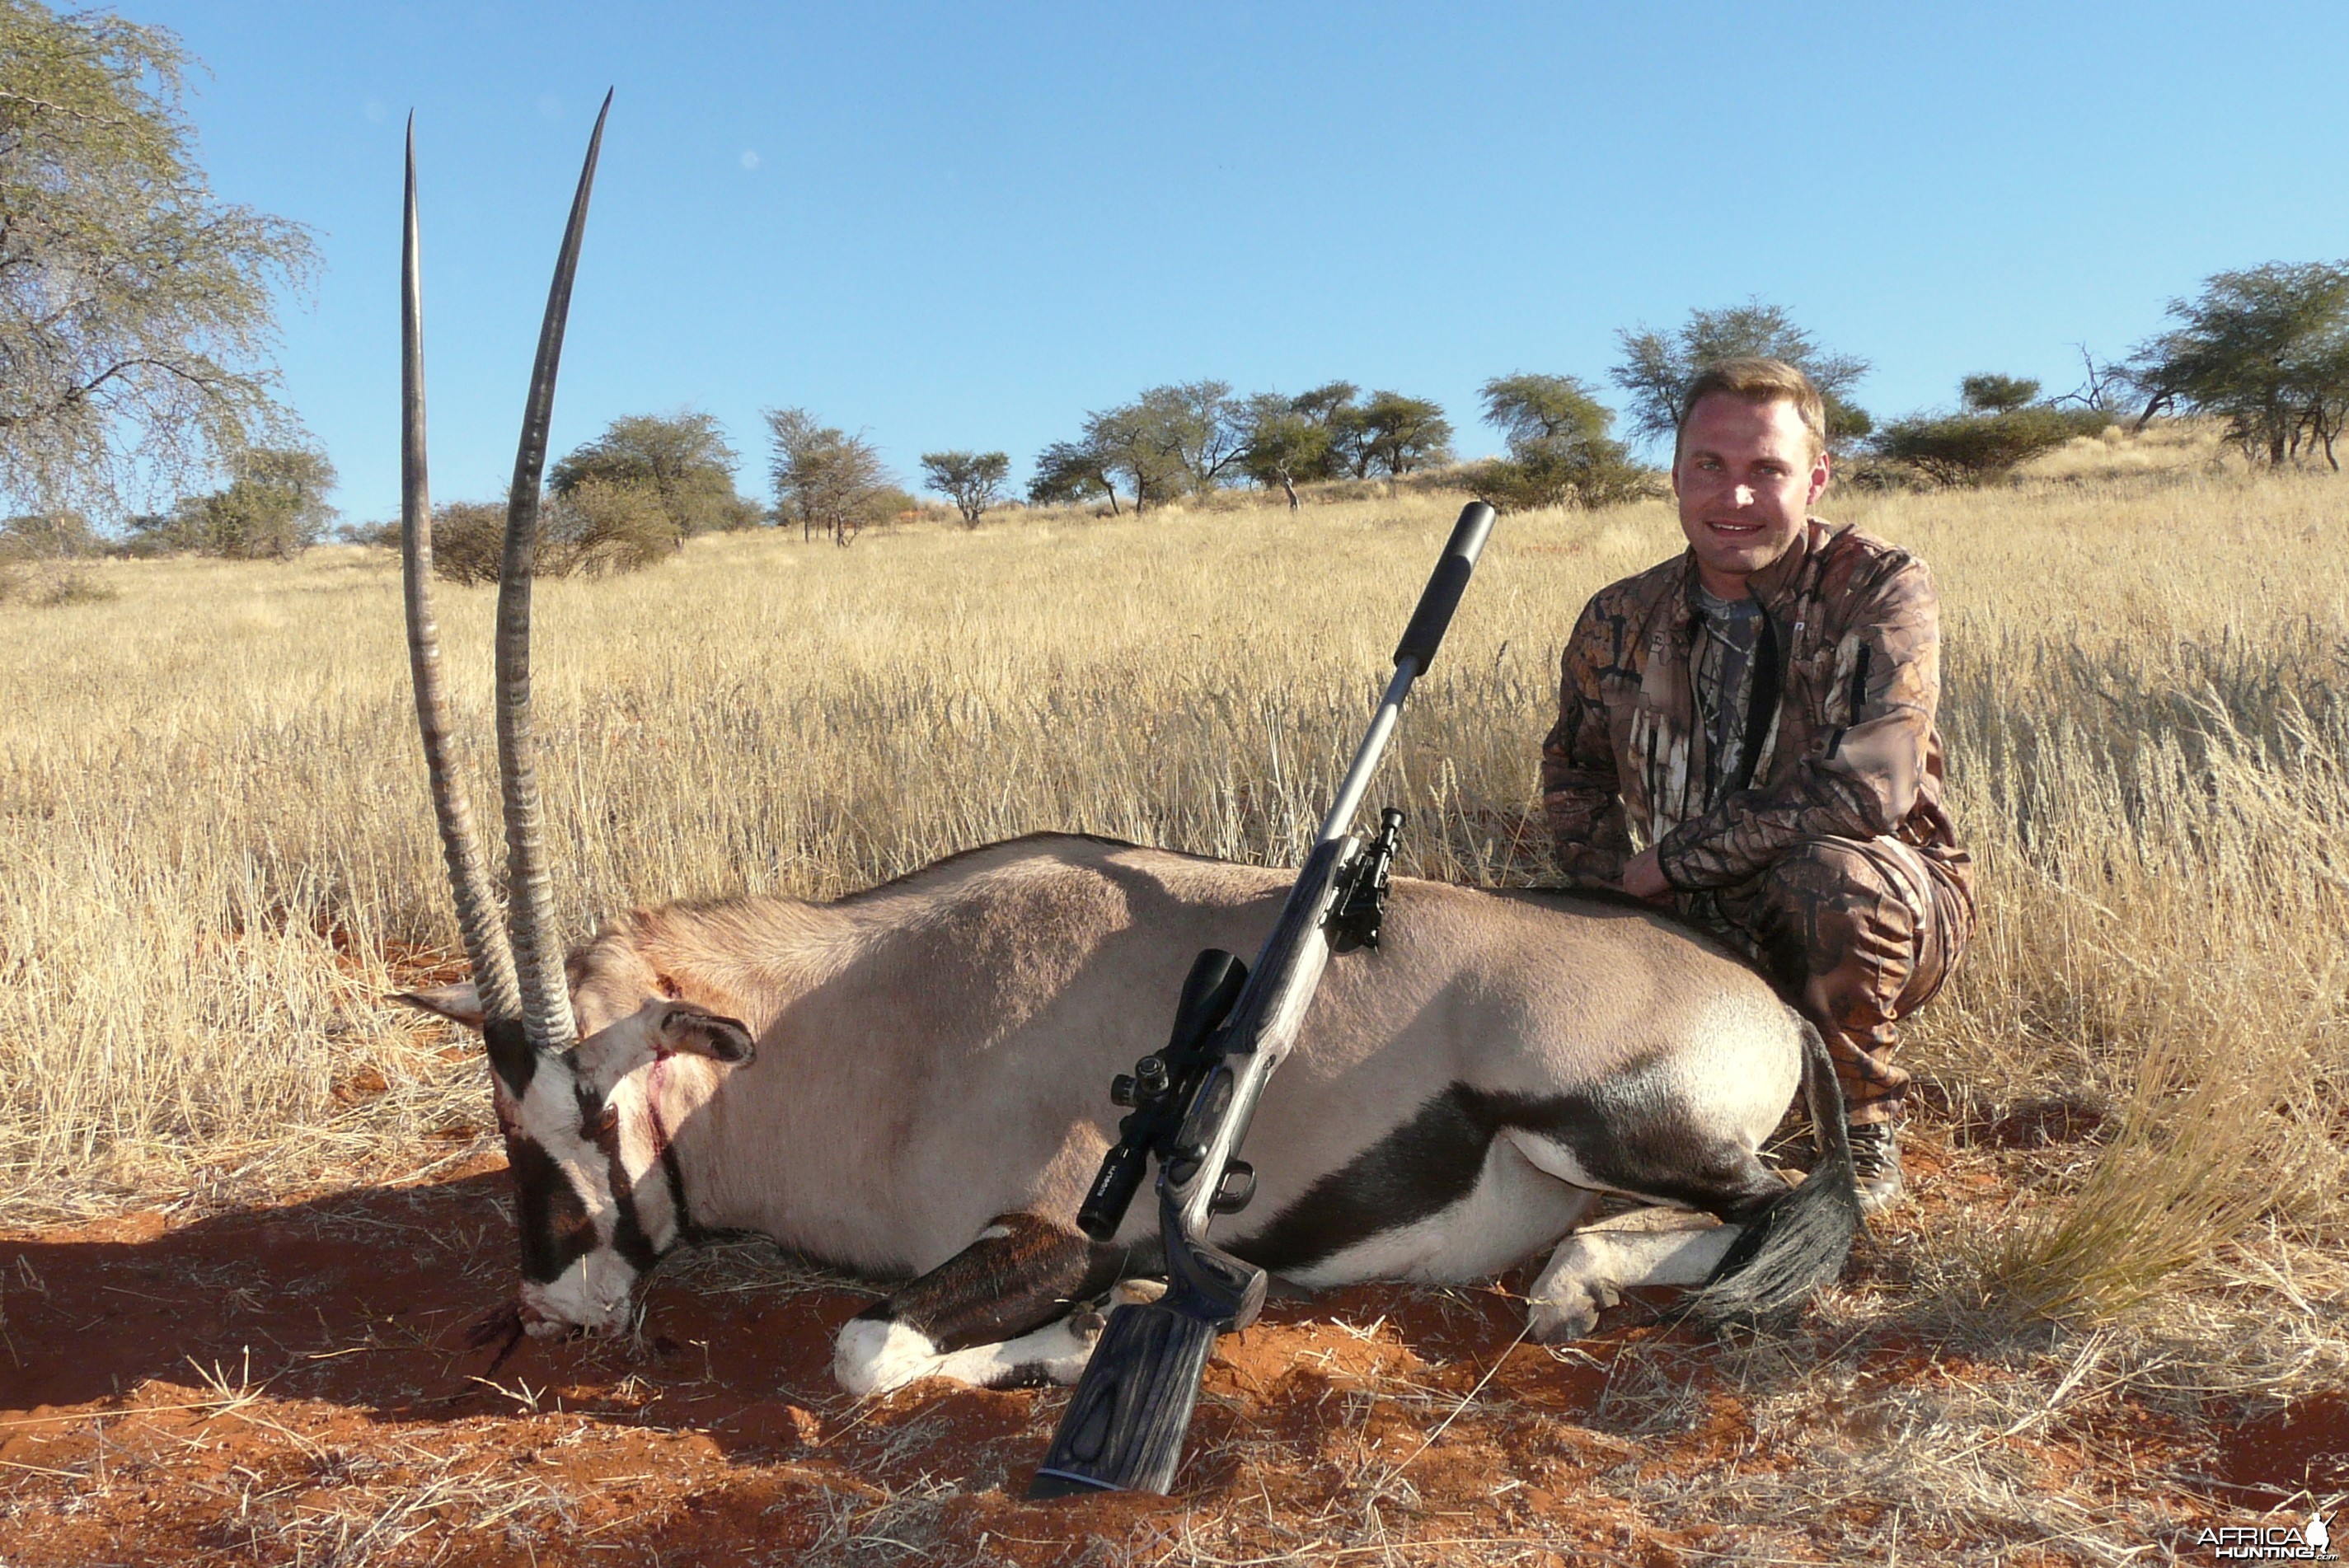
[1540,358,1973,1212]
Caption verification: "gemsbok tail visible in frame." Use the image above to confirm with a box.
[1685,1017,1862,1330]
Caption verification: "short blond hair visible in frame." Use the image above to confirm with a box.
[1674,358,1826,462]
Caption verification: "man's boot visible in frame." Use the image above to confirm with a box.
[1847,1120,1904,1215]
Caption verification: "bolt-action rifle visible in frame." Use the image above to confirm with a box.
[1030,501,1497,1499]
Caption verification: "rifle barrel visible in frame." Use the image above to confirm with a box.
[1317,660,1416,846]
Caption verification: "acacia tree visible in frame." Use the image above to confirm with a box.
[1027,438,1120,514]
[1341,391,1453,480]
[1959,374,2041,414]
[0,2,318,515]
[422,499,518,585]
[0,509,96,559]
[1237,396,1331,509]
[2131,261,2349,468]
[1086,404,1191,512]
[1236,383,1360,506]
[419,487,674,583]
[765,408,893,545]
[550,411,761,538]
[1132,381,1251,493]
[547,478,685,571]
[1288,381,1360,435]
[1611,301,1871,451]
[0,508,104,603]
[1476,373,1648,510]
[124,446,337,559]
[920,449,1010,527]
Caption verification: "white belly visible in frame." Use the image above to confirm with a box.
[1275,1136,1598,1288]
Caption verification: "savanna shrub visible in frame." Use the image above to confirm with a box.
[1875,406,2112,486]
[426,481,683,586]
[1477,447,1658,512]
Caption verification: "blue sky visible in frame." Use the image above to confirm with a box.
[144,1,2348,522]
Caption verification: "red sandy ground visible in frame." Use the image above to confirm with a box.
[0,1148,2340,1566]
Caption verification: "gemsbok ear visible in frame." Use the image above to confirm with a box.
[655,1005,757,1065]
[396,981,486,1031]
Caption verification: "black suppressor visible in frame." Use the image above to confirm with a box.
[1392,501,1495,673]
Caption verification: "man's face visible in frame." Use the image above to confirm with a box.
[1671,394,1830,595]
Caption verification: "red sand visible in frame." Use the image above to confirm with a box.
[0,1157,2334,1565]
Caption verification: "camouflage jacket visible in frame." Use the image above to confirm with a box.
[1540,519,1972,901]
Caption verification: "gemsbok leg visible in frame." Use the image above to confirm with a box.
[832,1212,1146,1395]
[1524,1018,1860,1340]
[1526,1207,1741,1340]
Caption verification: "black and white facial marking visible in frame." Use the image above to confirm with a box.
[1231,1073,1790,1285]
[402,987,756,1337]
[485,1019,651,1336]
[518,999,754,1335]
[833,1211,1147,1396]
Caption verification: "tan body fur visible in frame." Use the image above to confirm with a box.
[554,835,1802,1304]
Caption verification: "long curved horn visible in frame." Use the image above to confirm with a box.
[495,91,612,1054]
[402,115,523,1029]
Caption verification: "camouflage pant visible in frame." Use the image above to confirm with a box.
[1690,835,1973,1126]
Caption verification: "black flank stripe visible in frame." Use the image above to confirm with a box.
[1231,1080,1786,1275]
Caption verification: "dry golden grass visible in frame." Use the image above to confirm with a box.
[2,423,2343,1313]
[3,424,2346,1561]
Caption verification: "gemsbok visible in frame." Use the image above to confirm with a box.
[394,105,1861,1397]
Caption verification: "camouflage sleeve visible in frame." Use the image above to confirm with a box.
[1540,595,1633,887]
[1656,553,1939,890]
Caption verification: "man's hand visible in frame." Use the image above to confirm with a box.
[1619,847,1672,904]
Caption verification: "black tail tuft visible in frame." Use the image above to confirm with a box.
[1683,1018,1860,1332]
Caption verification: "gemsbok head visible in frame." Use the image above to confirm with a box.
[393,100,754,1345]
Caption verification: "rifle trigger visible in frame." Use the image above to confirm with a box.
[1210,1160,1257,1215]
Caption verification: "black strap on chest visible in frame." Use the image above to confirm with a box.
[1730,606,1784,793]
